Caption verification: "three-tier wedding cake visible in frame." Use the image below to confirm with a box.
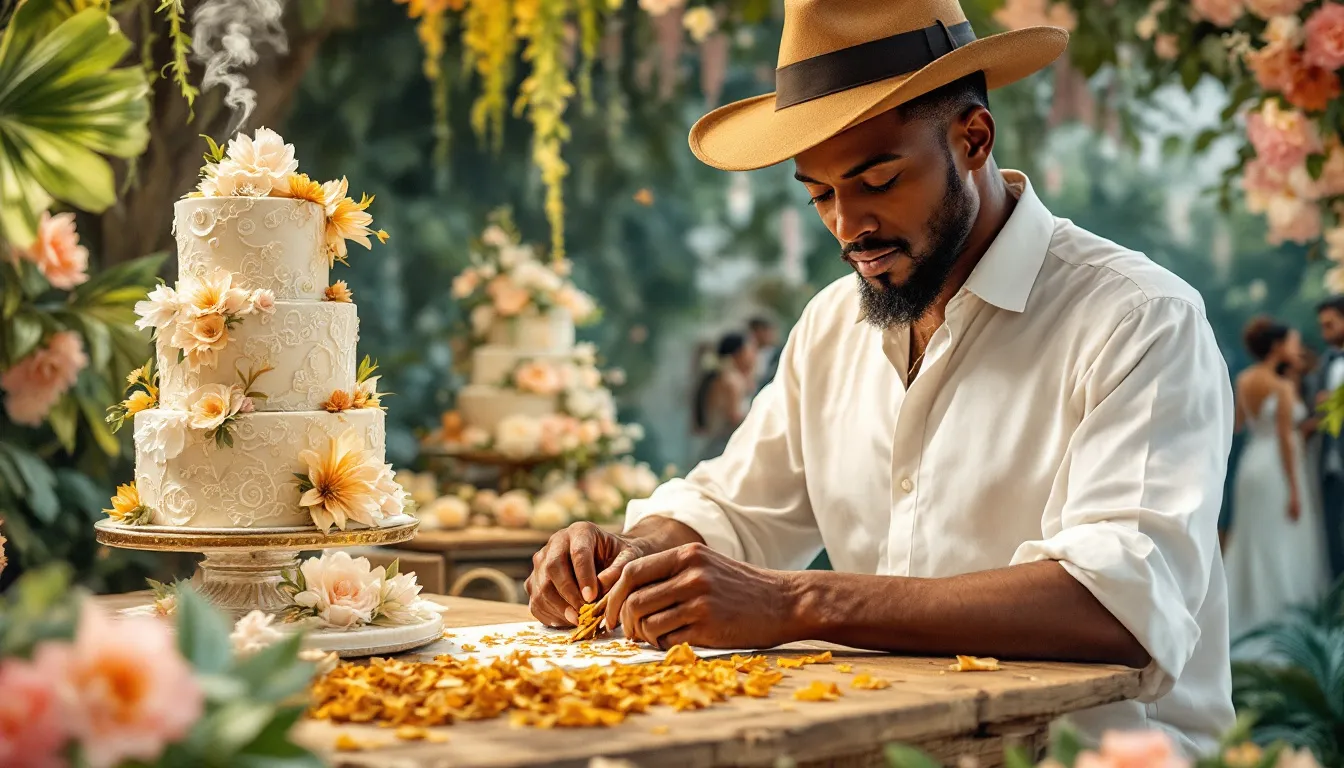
[107,128,408,533]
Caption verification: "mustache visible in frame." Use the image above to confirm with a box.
[842,237,911,260]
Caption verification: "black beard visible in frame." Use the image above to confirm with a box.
[853,151,975,330]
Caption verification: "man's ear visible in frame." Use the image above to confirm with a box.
[956,105,995,172]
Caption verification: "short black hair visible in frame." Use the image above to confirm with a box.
[897,72,990,127]
[1318,295,1344,317]
[747,316,774,332]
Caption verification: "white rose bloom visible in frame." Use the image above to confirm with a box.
[135,411,189,462]
[531,498,570,531]
[250,288,276,315]
[423,495,469,529]
[134,283,181,331]
[564,388,600,419]
[573,342,597,367]
[481,225,509,247]
[375,569,427,626]
[224,127,298,193]
[293,551,383,628]
[625,423,646,442]
[495,415,543,459]
[186,383,247,431]
[585,480,625,518]
[494,490,533,528]
[230,610,287,657]
[373,464,410,518]
[580,366,603,390]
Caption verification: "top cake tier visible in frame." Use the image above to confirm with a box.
[174,197,327,300]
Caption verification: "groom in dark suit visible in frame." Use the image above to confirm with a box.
[1308,296,1344,581]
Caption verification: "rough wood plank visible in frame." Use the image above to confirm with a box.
[91,594,1140,768]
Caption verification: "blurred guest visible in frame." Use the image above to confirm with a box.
[692,332,757,463]
[1306,295,1344,580]
[748,316,781,392]
[1225,317,1329,647]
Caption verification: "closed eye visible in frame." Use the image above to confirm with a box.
[807,189,833,206]
[863,174,901,194]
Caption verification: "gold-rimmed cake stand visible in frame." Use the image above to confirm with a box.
[94,516,445,657]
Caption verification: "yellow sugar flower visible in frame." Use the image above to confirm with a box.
[280,173,327,206]
[324,281,353,303]
[104,482,152,525]
[124,390,157,414]
[297,429,385,532]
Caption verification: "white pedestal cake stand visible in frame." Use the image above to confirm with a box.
[94,516,444,657]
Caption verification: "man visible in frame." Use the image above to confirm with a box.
[527,0,1234,755]
[1309,296,1344,579]
[747,316,780,391]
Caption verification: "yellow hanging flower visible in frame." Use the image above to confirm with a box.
[104,483,153,525]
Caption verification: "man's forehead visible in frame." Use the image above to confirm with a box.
[793,109,924,175]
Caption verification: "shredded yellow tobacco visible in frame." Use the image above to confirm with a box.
[949,655,1000,672]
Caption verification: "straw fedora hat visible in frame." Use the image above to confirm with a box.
[689,0,1069,171]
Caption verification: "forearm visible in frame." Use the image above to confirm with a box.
[626,515,705,557]
[1277,429,1300,490]
[788,560,1151,668]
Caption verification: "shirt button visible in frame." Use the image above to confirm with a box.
[900,477,914,493]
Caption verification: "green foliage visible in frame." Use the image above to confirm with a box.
[0,0,151,247]
[1231,578,1344,764]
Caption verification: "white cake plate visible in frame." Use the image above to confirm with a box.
[95,516,445,657]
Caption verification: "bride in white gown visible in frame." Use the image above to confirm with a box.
[1225,317,1330,649]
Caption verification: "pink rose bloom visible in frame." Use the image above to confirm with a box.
[1248,0,1305,16]
[0,659,69,768]
[1192,0,1244,27]
[1246,100,1320,171]
[1,331,88,426]
[1266,193,1323,244]
[36,602,204,768]
[1097,730,1190,768]
[19,211,89,290]
[1307,3,1344,70]
[1245,43,1299,92]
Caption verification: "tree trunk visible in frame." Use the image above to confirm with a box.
[98,0,355,270]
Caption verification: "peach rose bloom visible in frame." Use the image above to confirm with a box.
[1246,100,1320,171]
[0,658,69,768]
[1267,192,1323,244]
[1306,2,1344,70]
[515,361,564,395]
[1317,139,1344,196]
[36,602,203,768]
[1286,59,1341,112]
[1246,43,1299,91]
[1248,0,1305,15]
[1192,0,1244,26]
[22,211,89,290]
[488,276,531,317]
[1,331,88,426]
[1095,730,1190,768]
[494,490,533,528]
[1154,34,1180,60]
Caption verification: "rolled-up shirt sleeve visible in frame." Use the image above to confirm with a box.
[624,303,821,571]
[1011,297,1233,700]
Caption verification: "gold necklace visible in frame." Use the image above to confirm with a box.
[907,320,936,381]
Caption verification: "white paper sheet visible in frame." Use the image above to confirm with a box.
[438,621,753,670]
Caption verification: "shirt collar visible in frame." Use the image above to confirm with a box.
[853,170,1054,324]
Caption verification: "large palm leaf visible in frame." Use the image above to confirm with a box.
[0,0,150,247]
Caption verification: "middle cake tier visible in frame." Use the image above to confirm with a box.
[157,300,357,412]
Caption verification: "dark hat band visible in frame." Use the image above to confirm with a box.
[774,20,977,110]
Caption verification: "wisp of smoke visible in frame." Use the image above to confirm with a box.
[191,0,289,133]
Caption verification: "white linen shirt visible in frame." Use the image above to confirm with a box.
[626,172,1235,756]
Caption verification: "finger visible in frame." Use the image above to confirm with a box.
[658,626,699,651]
[569,526,601,603]
[621,573,696,645]
[604,549,683,631]
[543,548,586,610]
[597,548,640,592]
[641,601,699,650]
[530,582,571,628]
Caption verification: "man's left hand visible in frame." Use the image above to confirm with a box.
[602,542,802,650]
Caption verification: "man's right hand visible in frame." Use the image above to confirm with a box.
[525,522,649,627]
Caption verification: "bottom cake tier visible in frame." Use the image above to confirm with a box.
[133,407,386,528]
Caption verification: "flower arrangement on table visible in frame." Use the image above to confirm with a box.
[279,550,440,629]
[0,565,326,767]
[409,457,665,531]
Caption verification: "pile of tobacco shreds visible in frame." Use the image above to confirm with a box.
[308,644,787,729]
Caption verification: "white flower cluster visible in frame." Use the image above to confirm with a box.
[133,269,276,371]
[454,223,598,336]
[281,551,433,630]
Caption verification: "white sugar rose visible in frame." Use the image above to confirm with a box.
[373,463,411,517]
[494,490,532,528]
[230,610,287,656]
[422,495,469,529]
[211,158,274,197]
[186,383,246,431]
[481,225,509,248]
[470,305,496,337]
[188,205,217,237]
[578,420,603,446]
[134,411,189,462]
[375,569,426,626]
[134,283,181,332]
[556,286,596,321]
[223,127,298,196]
[512,261,562,292]
[530,498,570,531]
[495,415,543,459]
[293,551,383,628]
[250,288,276,315]
[564,388,601,419]
[573,342,597,367]
[579,366,603,390]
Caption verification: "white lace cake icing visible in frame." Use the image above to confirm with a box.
[174,197,327,301]
[470,348,573,387]
[133,408,386,528]
[156,301,358,412]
